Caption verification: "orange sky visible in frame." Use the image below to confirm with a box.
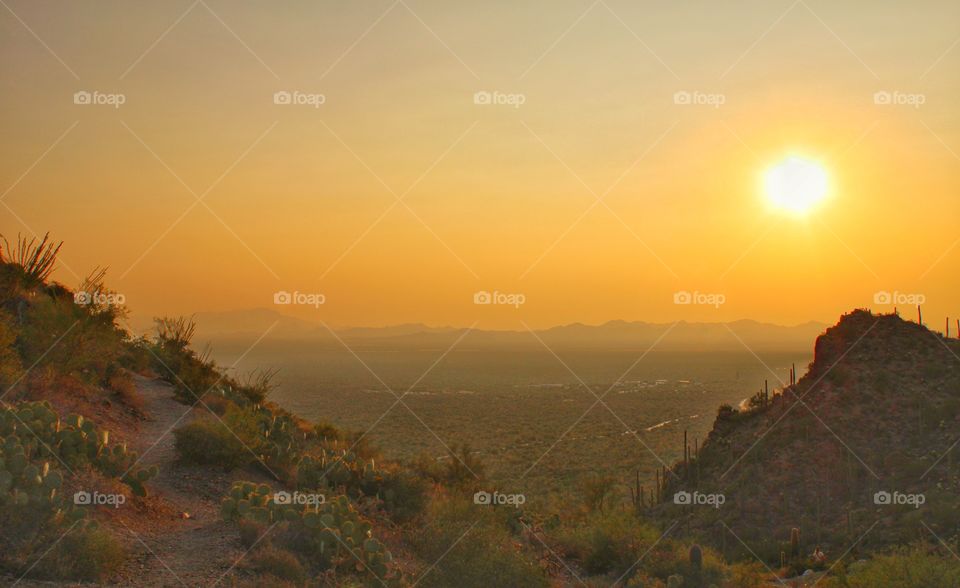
[1,1,958,329]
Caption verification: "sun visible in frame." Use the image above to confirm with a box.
[763,156,829,215]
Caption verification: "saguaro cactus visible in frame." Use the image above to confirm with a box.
[689,543,703,572]
[790,527,801,557]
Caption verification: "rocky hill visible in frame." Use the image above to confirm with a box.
[656,309,960,564]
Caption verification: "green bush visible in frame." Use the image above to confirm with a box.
[248,547,306,584]
[414,443,486,490]
[222,482,400,583]
[0,312,22,391]
[824,546,960,587]
[151,316,220,402]
[49,527,126,582]
[413,497,547,588]
[380,469,429,523]
[173,419,250,470]
[18,293,127,384]
[555,510,662,576]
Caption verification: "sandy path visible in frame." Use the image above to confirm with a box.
[106,376,246,587]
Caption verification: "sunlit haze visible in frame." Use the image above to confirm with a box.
[2,1,958,330]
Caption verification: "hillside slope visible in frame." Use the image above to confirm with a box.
[656,309,960,561]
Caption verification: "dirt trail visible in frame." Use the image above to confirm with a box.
[106,375,245,587]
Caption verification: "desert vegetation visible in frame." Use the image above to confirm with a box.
[0,234,957,586]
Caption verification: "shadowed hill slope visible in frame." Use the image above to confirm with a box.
[655,309,960,562]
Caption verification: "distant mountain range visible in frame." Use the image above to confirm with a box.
[153,308,828,352]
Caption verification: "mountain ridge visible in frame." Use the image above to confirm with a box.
[153,307,829,352]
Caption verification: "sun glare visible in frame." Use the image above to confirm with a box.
[764,156,829,215]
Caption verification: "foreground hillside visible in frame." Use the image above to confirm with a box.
[656,309,960,570]
[0,234,957,587]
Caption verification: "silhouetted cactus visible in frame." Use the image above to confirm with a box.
[689,543,703,571]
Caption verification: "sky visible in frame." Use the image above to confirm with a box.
[1,0,958,330]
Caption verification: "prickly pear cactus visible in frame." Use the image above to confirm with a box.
[0,402,158,496]
[296,450,385,499]
[221,480,400,583]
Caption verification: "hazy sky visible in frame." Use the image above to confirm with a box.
[1,1,958,329]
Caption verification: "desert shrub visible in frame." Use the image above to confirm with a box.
[234,576,298,588]
[224,404,304,476]
[413,497,547,588]
[315,420,345,441]
[238,518,268,549]
[154,315,196,350]
[824,546,960,587]
[581,472,616,513]
[248,547,306,584]
[554,510,663,576]
[151,316,220,402]
[49,527,126,582]
[18,293,127,384]
[200,389,237,416]
[551,510,733,585]
[173,419,250,470]
[414,443,486,490]
[0,312,22,391]
[379,469,429,522]
[119,335,154,374]
[642,540,726,587]
[237,368,279,405]
[106,368,142,412]
[222,483,399,583]
[0,233,61,290]
[721,562,769,588]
